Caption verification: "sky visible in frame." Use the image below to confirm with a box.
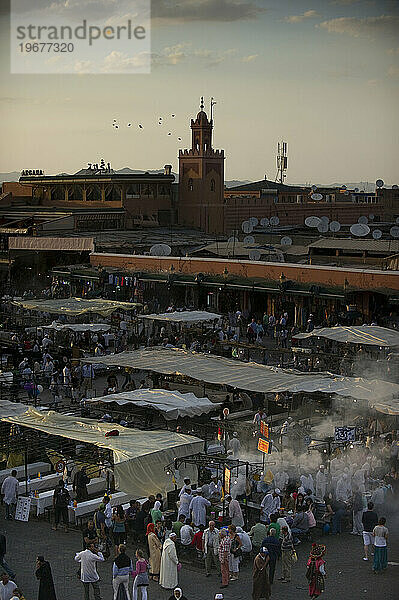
[0,0,398,185]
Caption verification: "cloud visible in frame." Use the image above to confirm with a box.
[285,10,320,24]
[387,47,399,55]
[318,15,399,38]
[387,65,399,78]
[242,54,258,62]
[152,0,265,22]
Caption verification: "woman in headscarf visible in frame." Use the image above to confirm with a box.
[252,547,271,600]
[35,556,57,600]
[150,500,163,524]
[146,523,162,582]
[168,587,188,600]
[306,544,326,598]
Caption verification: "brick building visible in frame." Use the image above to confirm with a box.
[178,98,225,234]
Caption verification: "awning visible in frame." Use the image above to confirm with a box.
[293,325,399,348]
[141,310,221,324]
[11,297,142,317]
[2,408,202,497]
[8,236,95,252]
[0,399,29,418]
[43,323,110,333]
[370,400,399,416]
[88,388,220,420]
[85,347,399,403]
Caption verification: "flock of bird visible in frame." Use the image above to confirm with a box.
[111,114,182,141]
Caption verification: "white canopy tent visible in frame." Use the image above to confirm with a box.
[43,323,111,333]
[11,297,141,317]
[0,399,30,418]
[293,325,399,348]
[1,408,202,497]
[87,388,220,420]
[141,310,221,324]
[85,347,399,403]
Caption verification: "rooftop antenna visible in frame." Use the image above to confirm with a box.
[275,140,288,184]
[210,97,217,122]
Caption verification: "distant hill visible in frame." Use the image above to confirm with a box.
[225,179,251,188]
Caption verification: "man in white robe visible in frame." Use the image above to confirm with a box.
[335,474,350,502]
[189,490,211,527]
[352,467,366,494]
[178,489,192,519]
[160,533,179,589]
[260,490,281,522]
[228,432,241,458]
[1,470,18,520]
[315,465,327,499]
[209,477,222,499]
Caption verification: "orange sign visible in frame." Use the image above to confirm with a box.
[260,421,269,438]
[258,438,270,454]
[224,467,231,494]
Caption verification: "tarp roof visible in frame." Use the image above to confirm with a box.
[85,347,399,402]
[2,408,202,497]
[43,323,110,333]
[11,297,141,317]
[141,310,221,323]
[88,388,219,420]
[0,399,30,418]
[293,325,399,348]
[8,236,94,252]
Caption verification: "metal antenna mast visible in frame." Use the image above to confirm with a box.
[275,140,288,184]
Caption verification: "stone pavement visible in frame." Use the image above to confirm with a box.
[1,505,398,600]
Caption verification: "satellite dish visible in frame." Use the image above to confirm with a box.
[305,216,321,228]
[354,188,359,193]
[341,185,347,190]
[311,185,317,191]
[350,224,370,237]
[227,236,238,244]
[260,217,269,227]
[358,216,368,224]
[317,222,329,233]
[372,229,382,240]
[320,216,329,225]
[270,216,279,226]
[329,221,341,232]
[249,249,262,261]
[243,235,255,245]
[311,193,323,201]
[150,243,172,256]
[242,220,253,234]
[249,217,258,227]
[376,179,384,188]
[344,190,350,195]
[393,184,398,189]
[280,236,293,246]
[390,226,399,238]
[369,214,374,220]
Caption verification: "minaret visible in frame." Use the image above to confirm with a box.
[178,97,225,233]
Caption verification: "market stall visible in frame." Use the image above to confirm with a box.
[87,388,220,421]
[2,408,203,498]
[84,346,399,404]
[11,297,142,317]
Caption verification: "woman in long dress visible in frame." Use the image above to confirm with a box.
[306,544,326,598]
[147,523,162,581]
[35,556,57,600]
[252,548,271,600]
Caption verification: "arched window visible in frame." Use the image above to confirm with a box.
[210,178,215,192]
[188,178,193,192]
